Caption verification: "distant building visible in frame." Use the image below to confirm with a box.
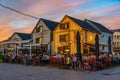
[111,29,120,52]
[2,32,31,55]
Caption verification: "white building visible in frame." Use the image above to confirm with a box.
[111,29,120,52]
[32,18,58,54]
[85,19,113,53]
[2,32,31,55]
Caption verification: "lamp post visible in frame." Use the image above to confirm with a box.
[2,47,5,55]
[15,44,17,56]
[2,44,6,55]
[29,39,33,58]
[16,44,18,56]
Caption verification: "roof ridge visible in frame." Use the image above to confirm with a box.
[41,18,59,23]
[66,15,99,33]
[85,19,113,34]
[15,32,31,35]
[84,19,101,32]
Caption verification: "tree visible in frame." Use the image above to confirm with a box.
[76,31,82,61]
[95,34,99,58]
[108,36,112,54]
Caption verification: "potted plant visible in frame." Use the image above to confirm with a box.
[0,54,4,63]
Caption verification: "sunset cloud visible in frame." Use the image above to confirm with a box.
[19,26,34,33]
[0,24,13,41]
[74,5,120,18]
[91,14,120,29]
[0,0,120,41]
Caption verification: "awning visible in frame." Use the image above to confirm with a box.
[84,43,95,48]
[31,44,41,46]
[99,42,107,46]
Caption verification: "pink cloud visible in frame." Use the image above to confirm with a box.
[91,14,120,29]
[74,5,120,18]
[89,6,120,16]
[26,0,91,16]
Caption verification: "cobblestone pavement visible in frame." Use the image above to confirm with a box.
[0,63,120,80]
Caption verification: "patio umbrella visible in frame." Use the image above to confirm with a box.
[108,36,112,54]
[95,34,99,58]
[76,31,82,61]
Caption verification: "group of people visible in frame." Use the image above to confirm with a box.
[2,52,120,71]
[50,52,120,71]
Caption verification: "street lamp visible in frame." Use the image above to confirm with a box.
[29,39,33,58]
[15,44,17,56]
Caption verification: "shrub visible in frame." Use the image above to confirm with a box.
[0,54,4,60]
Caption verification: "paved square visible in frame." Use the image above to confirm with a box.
[0,63,120,80]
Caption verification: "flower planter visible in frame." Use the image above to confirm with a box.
[0,59,3,63]
[0,55,4,63]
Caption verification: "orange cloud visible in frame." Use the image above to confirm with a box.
[0,24,13,41]
[19,26,34,33]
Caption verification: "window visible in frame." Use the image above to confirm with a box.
[85,31,87,43]
[102,46,104,50]
[13,36,19,41]
[65,34,70,42]
[36,27,40,33]
[39,37,43,44]
[102,34,104,38]
[40,26,43,32]
[36,26,43,33]
[60,22,69,29]
[36,37,43,44]
[59,34,70,42]
[36,38,39,43]
[59,35,65,42]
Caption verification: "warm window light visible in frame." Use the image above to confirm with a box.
[89,36,93,42]
[65,48,70,53]
[39,38,42,44]
[40,26,43,32]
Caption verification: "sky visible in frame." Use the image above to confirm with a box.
[0,0,120,41]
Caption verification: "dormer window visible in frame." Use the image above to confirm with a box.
[36,27,40,33]
[39,37,43,44]
[36,37,43,44]
[60,22,69,29]
[40,26,43,32]
[36,26,43,33]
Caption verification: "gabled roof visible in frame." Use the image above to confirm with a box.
[16,32,31,40]
[32,18,59,33]
[85,19,113,34]
[66,15,99,33]
[111,29,120,32]
[41,18,59,31]
[10,32,31,40]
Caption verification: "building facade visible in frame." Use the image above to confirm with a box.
[32,18,58,54]
[111,29,120,52]
[2,32,31,55]
[53,15,99,55]
[85,19,113,53]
